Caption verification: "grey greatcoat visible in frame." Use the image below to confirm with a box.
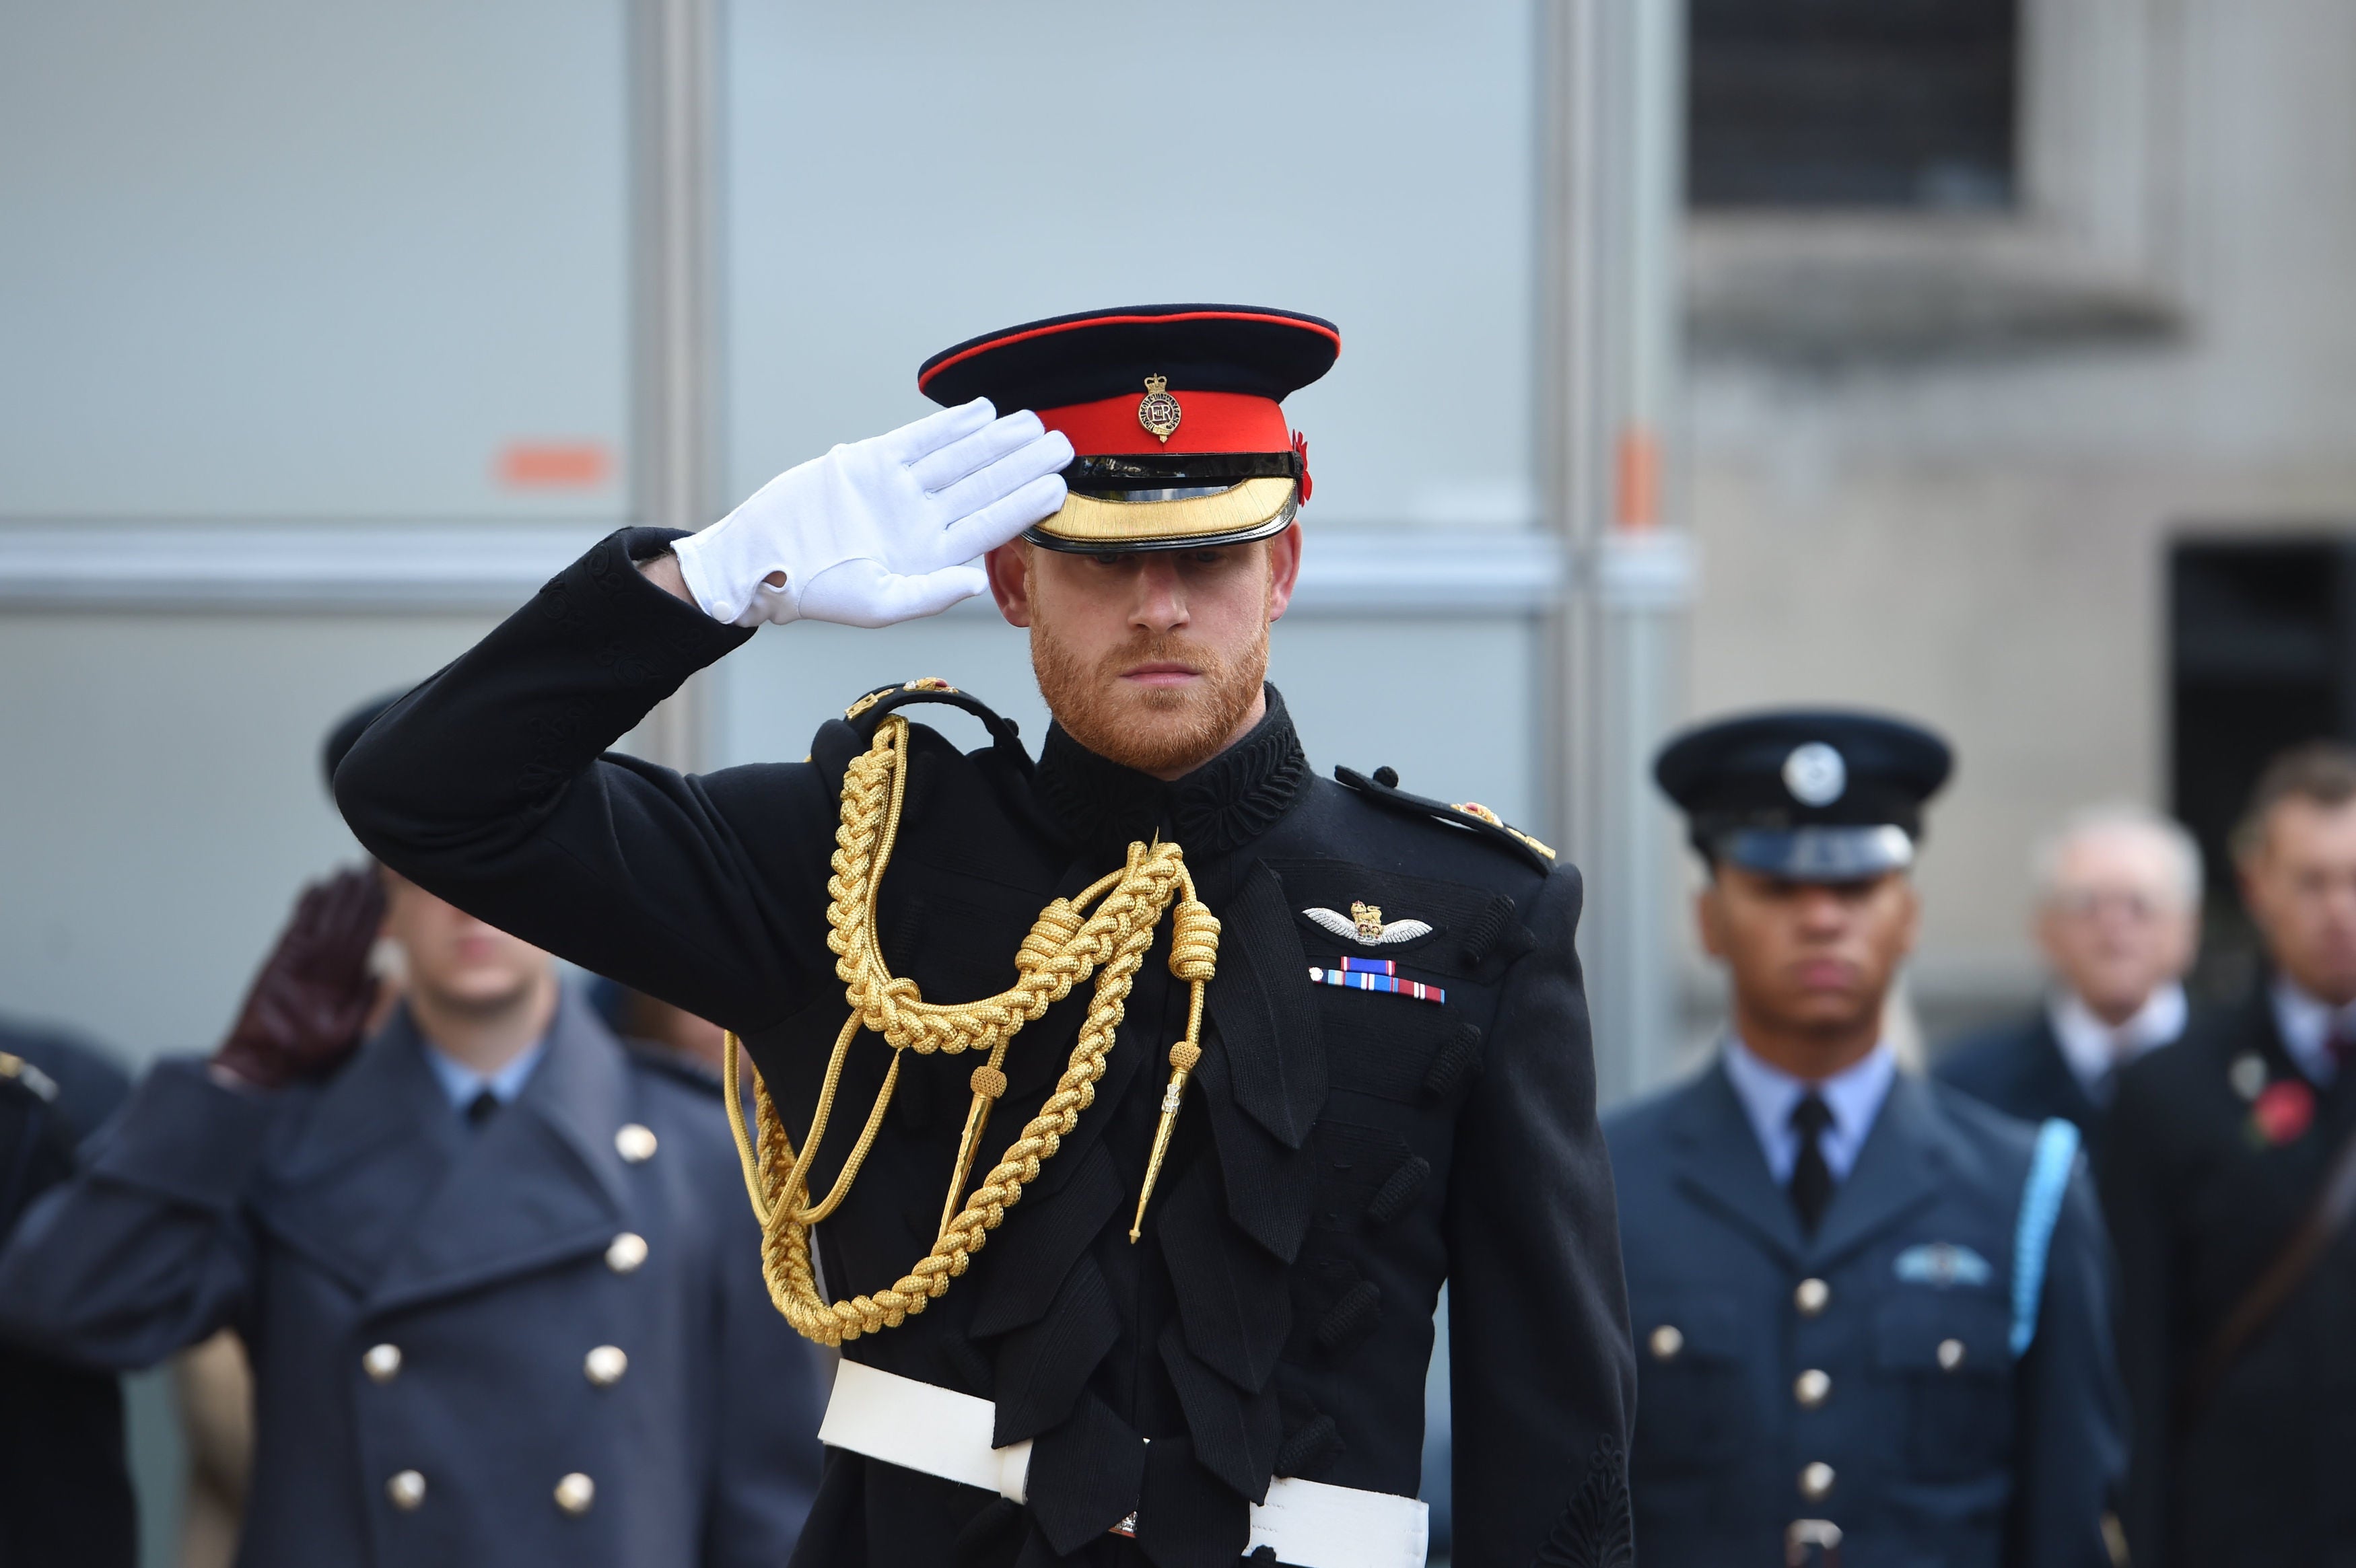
[0,991,824,1568]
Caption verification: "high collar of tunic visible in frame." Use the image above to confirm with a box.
[1035,683,1308,859]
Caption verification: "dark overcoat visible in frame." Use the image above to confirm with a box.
[0,1020,137,1568]
[328,527,1638,1568]
[1936,1013,2108,1160]
[1605,1063,2123,1568]
[2102,986,2356,1568]
[0,991,824,1568]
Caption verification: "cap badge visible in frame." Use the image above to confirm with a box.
[1137,374,1182,444]
[1302,902,1434,948]
[1782,742,1847,807]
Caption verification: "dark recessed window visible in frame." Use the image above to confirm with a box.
[1687,0,2019,209]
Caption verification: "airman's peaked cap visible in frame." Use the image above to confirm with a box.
[1654,709,1953,881]
[917,304,1339,554]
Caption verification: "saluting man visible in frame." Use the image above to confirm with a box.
[333,305,1636,1568]
[0,707,826,1568]
[1605,711,2122,1567]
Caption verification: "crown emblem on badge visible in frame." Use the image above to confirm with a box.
[1137,374,1182,444]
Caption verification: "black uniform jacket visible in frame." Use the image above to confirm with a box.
[0,991,824,1568]
[2102,985,2356,1568]
[331,528,1637,1568]
[1607,1063,2122,1568]
[0,1020,137,1568]
[1936,1012,2108,1160]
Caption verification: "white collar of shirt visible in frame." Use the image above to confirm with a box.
[423,1037,547,1112]
[2047,982,2187,1100]
[1721,1037,1898,1186]
[2269,978,2356,1086]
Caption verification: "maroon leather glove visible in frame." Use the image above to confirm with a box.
[211,868,386,1090]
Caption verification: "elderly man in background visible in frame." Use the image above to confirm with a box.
[2104,742,2356,1567]
[1937,804,2201,1155]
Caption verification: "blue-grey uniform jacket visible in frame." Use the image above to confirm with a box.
[1605,1062,2123,1567]
[0,991,824,1568]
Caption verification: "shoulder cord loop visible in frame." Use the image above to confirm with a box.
[721,713,1219,1345]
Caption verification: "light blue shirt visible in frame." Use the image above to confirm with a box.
[422,1037,547,1113]
[1721,1036,1897,1184]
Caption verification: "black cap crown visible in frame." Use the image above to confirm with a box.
[1653,709,1953,880]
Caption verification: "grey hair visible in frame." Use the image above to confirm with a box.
[2030,802,2204,910]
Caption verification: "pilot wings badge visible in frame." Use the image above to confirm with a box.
[1302,900,1433,948]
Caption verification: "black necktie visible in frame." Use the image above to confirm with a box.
[464,1089,501,1129]
[1789,1093,1835,1235]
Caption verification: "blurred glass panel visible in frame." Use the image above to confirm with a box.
[724,0,1537,530]
[0,0,631,520]
[1688,0,2018,209]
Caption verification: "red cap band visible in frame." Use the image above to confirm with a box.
[1038,390,1291,457]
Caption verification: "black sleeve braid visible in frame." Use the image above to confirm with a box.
[1534,1435,1635,1568]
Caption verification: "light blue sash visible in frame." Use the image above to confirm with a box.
[2009,1117,2081,1357]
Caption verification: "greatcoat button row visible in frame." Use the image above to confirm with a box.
[1793,1368,1831,1409]
[614,1123,658,1163]
[363,1343,403,1384]
[554,1472,596,1516]
[386,1470,427,1511]
[607,1232,648,1273]
[585,1345,629,1386]
[1794,1277,1830,1317]
[1798,1461,1836,1503]
[1647,1324,1684,1361]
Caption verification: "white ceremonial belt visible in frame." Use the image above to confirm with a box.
[818,1359,1429,1568]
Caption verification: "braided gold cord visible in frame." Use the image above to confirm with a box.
[722,713,1220,1345]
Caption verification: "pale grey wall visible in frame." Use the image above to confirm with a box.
[722,0,1541,530]
[0,0,632,521]
[1684,0,2356,1020]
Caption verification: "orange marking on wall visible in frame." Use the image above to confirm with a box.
[497,441,613,489]
[1615,427,1659,531]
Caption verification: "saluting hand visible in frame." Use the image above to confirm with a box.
[211,868,386,1090]
[671,398,1072,629]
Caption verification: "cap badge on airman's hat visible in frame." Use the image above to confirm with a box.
[1654,709,1953,882]
[1782,742,1847,807]
[918,304,1340,553]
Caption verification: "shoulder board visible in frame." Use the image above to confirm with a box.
[842,677,1026,753]
[1333,765,1558,875]
[622,1041,724,1096]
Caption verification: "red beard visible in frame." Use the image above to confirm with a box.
[1031,619,1270,777]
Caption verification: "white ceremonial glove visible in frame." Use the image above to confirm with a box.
[673,398,1072,629]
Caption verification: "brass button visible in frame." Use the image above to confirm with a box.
[1795,1277,1830,1317]
[614,1123,658,1163]
[1798,1461,1835,1502]
[363,1343,403,1384]
[584,1345,629,1386]
[606,1232,648,1274]
[1793,1368,1831,1409]
[386,1470,427,1510]
[554,1472,596,1516]
[1648,1324,1684,1361]
[1937,1337,1968,1371]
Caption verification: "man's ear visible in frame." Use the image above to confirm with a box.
[1696,880,1728,960]
[1265,522,1304,622]
[1895,876,1924,958]
[985,540,1033,629]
